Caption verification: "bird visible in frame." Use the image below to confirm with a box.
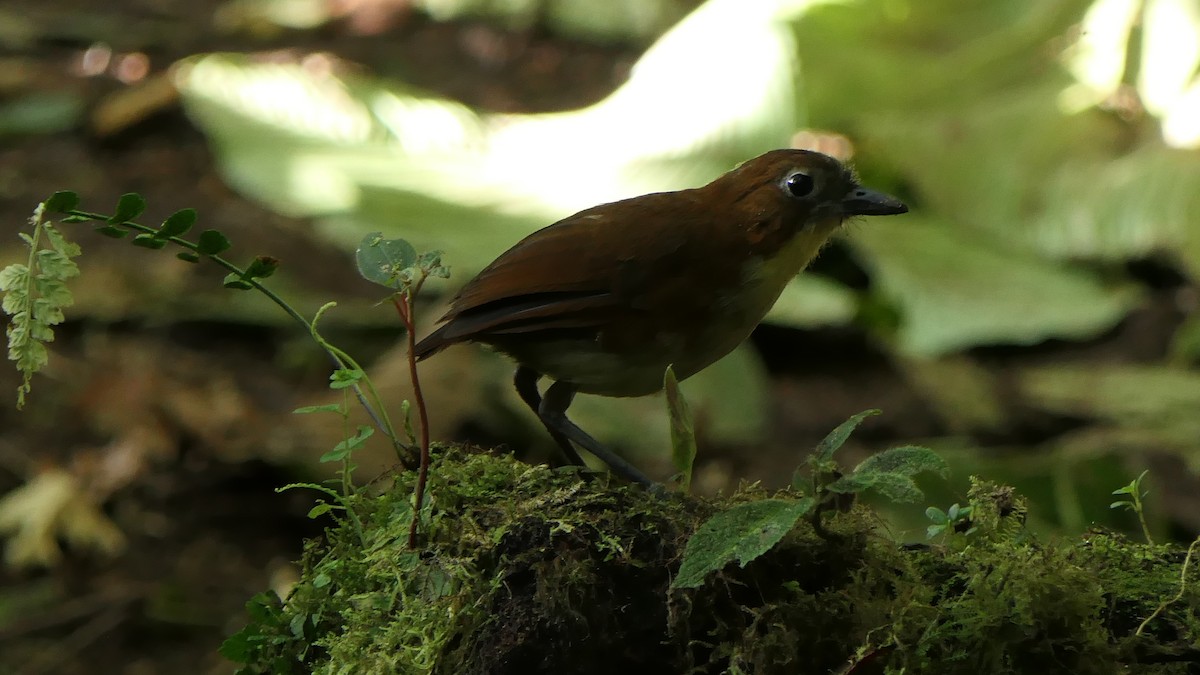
[413,149,907,487]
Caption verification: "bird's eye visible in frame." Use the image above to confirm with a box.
[783,171,815,198]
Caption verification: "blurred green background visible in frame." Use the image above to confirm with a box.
[1,0,1199,670]
[172,0,1200,531]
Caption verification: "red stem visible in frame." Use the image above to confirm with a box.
[398,293,432,549]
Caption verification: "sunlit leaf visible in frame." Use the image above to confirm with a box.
[175,0,802,295]
[854,217,1136,355]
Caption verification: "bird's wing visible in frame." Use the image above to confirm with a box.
[414,192,727,357]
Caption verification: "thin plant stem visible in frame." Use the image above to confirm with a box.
[398,276,432,548]
[1134,489,1154,545]
[309,303,414,467]
[1136,535,1199,636]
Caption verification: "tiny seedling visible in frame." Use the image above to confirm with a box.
[926,502,975,540]
[1110,469,1153,545]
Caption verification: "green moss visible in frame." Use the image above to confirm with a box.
[225,451,1200,674]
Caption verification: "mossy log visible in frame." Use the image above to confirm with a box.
[225,449,1200,674]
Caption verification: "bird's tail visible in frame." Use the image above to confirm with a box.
[412,324,453,361]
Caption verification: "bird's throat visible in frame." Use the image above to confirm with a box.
[732,220,840,316]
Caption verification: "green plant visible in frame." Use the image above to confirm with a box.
[925,502,975,539]
[1,192,448,547]
[1,193,81,408]
[672,409,947,589]
[1111,469,1154,544]
[353,232,449,546]
[663,364,697,493]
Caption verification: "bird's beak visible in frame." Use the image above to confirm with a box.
[842,187,907,216]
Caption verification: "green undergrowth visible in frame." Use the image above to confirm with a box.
[223,449,1200,674]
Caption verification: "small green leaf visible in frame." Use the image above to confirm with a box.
[16,340,48,370]
[338,425,375,450]
[356,232,417,289]
[217,629,255,663]
[60,215,90,223]
[0,264,28,291]
[3,291,27,315]
[42,224,80,257]
[222,273,253,290]
[926,506,947,524]
[319,447,350,463]
[176,252,200,263]
[196,229,231,256]
[288,612,307,638]
[320,425,374,462]
[664,365,697,493]
[245,591,284,623]
[815,409,880,462]
[34,250,79,280]
[3,291,28,315]
[294,403,344,414]
[308,502,334,518]
[108,193,146,224]
[94,225,129,238]
[36,299,68,322]
[43,191,79,213]
[418,250,451,278]
[329,368,364,389]
[159,208,197,237]
[131,233,168,249]
[244,256,279,280]
[850,445,948,478]
[672,497,816,589]
[218,592,284,663]
[827,445,948,503]
[837,472,926,503]
[400,399,415,444]
[30,323,54,340]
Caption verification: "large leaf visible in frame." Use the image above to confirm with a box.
[853,216,1137,355]
[1016,363,1200,484]
[799,0,1200,276]
[672,497,815,589]
[1019,364,1200,441]
[1032,146,1200,277]
[176,0,806,279]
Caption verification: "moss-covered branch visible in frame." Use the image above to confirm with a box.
[224,450,1200,674]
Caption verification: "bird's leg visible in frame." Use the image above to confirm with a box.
[539,380,656,488]
[513,366,586,467]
